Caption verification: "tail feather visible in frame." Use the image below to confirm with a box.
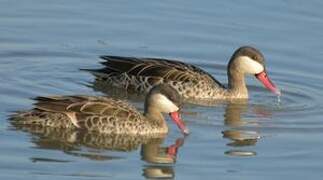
[9,110,72,128]
[10,111,48,126]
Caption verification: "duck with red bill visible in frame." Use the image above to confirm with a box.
[255,71,281,96]
[169,111,190,135]
[93,46,282,101]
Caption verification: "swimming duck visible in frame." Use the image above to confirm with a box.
[11,84,189,135]
[89,46,280,101]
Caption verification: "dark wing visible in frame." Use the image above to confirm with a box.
[93,56,224,87]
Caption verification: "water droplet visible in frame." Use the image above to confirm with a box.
[275,88,282,106]
[277,95,281,104]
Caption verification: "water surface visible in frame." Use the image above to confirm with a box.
[1,0,323,179]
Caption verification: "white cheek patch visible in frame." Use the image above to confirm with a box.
[152,94,179,113]
[237,56,264,74]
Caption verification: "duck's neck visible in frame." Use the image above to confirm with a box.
[144,107,168,132]
[226,69,248,98]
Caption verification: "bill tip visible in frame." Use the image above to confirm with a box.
[182,128,190,135]
[274,88,282,96]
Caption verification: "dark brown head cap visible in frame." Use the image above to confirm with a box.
[147,83,182,109]
[229,46,265,66]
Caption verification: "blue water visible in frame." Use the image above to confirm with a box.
[1,0,323,179]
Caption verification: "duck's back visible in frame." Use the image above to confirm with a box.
[11,96,159,135]
[90,56,226,100]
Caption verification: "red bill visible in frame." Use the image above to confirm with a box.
[255,71,281,96]
[169,111,190,135]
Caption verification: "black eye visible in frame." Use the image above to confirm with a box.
[170,95,176,102]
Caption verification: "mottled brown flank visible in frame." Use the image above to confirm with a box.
[11,110,75,128]
[10,95,169,135]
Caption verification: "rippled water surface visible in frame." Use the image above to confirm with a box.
[1,0,323,179]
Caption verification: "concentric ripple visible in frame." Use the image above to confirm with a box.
[251,70,323,119]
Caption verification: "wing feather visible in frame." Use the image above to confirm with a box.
[98,56,224,87]
[33,96,136,116]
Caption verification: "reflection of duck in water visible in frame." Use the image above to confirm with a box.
[85,46,280,104]
[11,121,184,159]
[10,122,184,178]
[222,101,272,156]
[10,84,189,136]
[141,137,184,179]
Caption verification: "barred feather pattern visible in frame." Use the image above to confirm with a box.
[11,96,168,135]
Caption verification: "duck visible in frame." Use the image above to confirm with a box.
[88,46,281,102]
[11,84,189,136]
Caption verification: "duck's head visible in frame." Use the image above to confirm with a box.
[145,84,189,135]
[228,46,281,96]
